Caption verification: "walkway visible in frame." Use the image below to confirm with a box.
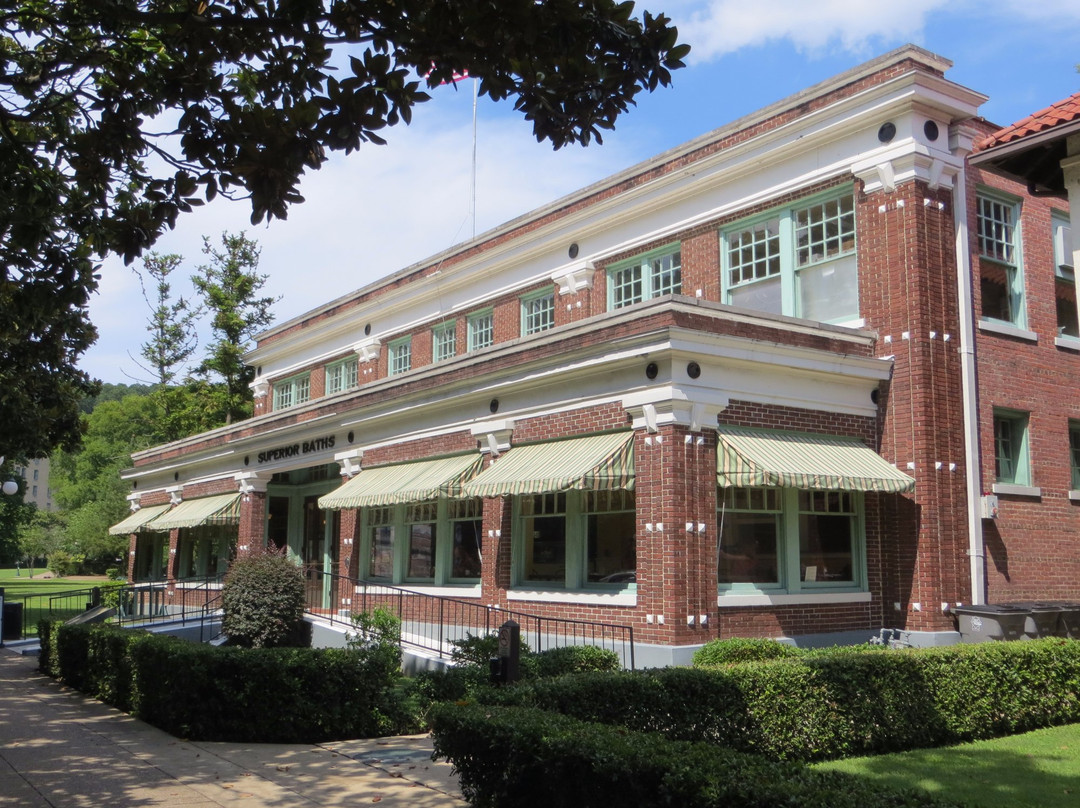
[0,648,464,807]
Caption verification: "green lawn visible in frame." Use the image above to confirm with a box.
[1,568,110,638]
[816,723,1080,808]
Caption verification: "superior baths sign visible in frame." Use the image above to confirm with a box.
[257,436,336,464]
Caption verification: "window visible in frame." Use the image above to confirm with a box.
[388,336,412,375]
[468,309,494,351]
[993,409,1031,486]
[1054,212,1078,339]
[977,191,1025,327]
[325,357,358,395]
[273,373,310,410]
[177,526,233,579]
[361,499,482,584]
[608,245,682,309]
[513,490,636,589]
[717,486,863,593]
[1070,421,1080,491]
[721,190,857,324]
[432,321,457,362]
[521,287,555,335]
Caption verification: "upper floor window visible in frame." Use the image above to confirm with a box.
[432,321,457,362]
[721,190,857,324]
[993,409,1030,486]
[977,191,1025,328]
[1071,421,1080,491]
[273,373,310,410]
[468,309,494,351]
[388,336,412,376]
[608,245,682,309]
[521,287,555,336]
[1053,211,1078,340]
[325,357,358,395]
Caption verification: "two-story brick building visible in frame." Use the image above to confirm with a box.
[111,45,1080,665]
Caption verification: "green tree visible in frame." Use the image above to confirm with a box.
[17,509,64,577]
[191,232,277,424]
[0,469,35,565]
[0,0,687,460]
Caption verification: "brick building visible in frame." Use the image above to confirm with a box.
[111,45,1080,665]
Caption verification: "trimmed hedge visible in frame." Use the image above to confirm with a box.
[693,636,803,666]
[429,703,963,808]
[476,639,1080,762]
[38,621,407,741]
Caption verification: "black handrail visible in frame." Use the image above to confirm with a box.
[303,570,636,670]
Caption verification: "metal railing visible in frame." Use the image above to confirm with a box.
[303,570,636,669]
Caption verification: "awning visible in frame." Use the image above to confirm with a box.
[107,504,172,536]
[460,432,635,498]
[146,493,243,531]
[318,454,484,510]
[716,426,915,494]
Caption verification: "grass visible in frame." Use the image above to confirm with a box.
[2,568,111,638]
[816,723,1080,808]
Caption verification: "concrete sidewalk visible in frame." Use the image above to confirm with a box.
[0,648,464,807]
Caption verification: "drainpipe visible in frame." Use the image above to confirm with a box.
[951,126,986,606]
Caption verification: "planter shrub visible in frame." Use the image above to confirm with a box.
[221,547,306,648]
[693,637,803,666]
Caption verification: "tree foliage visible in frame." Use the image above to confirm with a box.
[0,0,687,459]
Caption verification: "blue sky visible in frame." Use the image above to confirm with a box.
[79,1,1080,383]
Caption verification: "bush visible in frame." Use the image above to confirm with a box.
[450,630,531,667]
[429,703,962,808]
[221,547,306,648]
[47,550,75,577]
[693,637,802,667]
[527,645,621,678]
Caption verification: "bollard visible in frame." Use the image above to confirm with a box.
[497,619,520,684]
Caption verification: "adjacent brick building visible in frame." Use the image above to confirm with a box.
[112,45,1080,665]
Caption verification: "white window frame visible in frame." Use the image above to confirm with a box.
[359,499,483,585]
[432,321,457,363]
[388,336,412,376]
[717,486,866,596]
[272,373,310,410]
[720,188,858,324]
[325,357,358,395]
[511,490,636,591]
[607,244,682,309]
[993,408,1031,487]
[977,190,1026,329]
[521,287,555,336]
[467,309,494,351]
[1053,211,1078,341]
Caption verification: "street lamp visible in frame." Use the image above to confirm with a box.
[0,456,20,496]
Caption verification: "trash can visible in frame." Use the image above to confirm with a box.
[954,604,1029,643]
[1,601,23,641]
[1055,602,1080,639]
[1007,602,1062,639]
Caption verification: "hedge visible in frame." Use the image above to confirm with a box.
[429,703,964,808]
[475,639,1080,762]
[38,621,407,741]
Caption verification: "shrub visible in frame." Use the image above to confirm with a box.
[528,645,621,678]
[221,547,306,648]
[450,630,532,667]
[347,607,403,669]
[47,550,75,577]
[693,637,802,667]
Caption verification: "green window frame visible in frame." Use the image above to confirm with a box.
[467,309,494,351]
[388,336,412,376]
[977,190,1026,328]
[717,486,864,594]
[512,490,636,590]
[325,357,358,395]
[607,244,682,309]
[1054,211,1078,340]
[272,373,311,410]
[1070,421,1080,491]
[176,526,233,579]
[721,189,858,324]
[359,499,483,585]
[521,287,555,336]
[993,409,1031,486]
[432,321,457,363]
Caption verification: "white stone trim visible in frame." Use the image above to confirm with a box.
[717,591,872,608]
[991,483,1042,498]
[354,584,482,599]
[506,590,637,607]
[978,320,1038,342]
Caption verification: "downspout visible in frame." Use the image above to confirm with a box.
[950,126,986,606]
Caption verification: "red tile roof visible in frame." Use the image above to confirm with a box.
[974,91,1080,152]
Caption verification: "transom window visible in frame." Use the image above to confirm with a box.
[722,190,857,324]
[608,245,682,309]
[977,191,1025,327]
[325,358,358,395]
[273,373,310,410]
[521,288,555,336]
[717,486,863,593]
[432,321,457,362]
[993,409,1030,486]
[467,309,494,351]
[388,336,412,376]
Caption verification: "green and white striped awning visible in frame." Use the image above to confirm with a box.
[107,504,172,536]
[145,493,243,531]
[716,426,914,494]
[460,432,635,498]
[318,454,484,510]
